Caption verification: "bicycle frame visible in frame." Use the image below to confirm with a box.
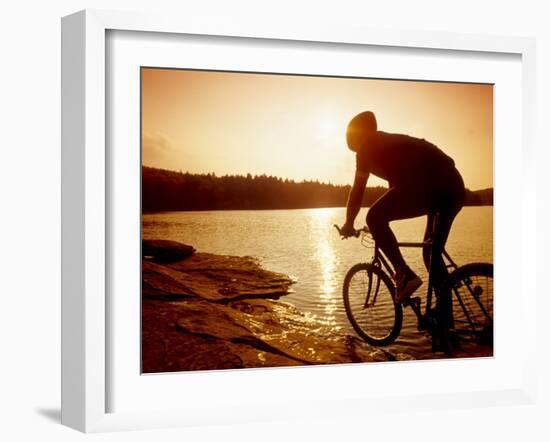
[369,237,458,319]
[363,212,462,332]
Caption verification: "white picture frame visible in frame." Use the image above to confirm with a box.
[61,9,537,433]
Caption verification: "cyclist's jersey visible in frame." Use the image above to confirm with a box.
[356,131,456,186]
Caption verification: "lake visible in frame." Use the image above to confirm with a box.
[142,206,493,359]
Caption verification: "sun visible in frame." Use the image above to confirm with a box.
[315,110,346,147]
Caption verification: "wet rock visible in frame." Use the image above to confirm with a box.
[142,239,195,263]
[143,252,293,302]
[174,298,392,366]
[142,300,301,372]
[142,261,197,299]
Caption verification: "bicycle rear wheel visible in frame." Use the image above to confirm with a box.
[449,263,493,345]
[343,263,402,346]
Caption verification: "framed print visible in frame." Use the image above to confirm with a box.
[61,9,537,433]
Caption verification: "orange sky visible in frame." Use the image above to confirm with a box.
[141,68,493,189]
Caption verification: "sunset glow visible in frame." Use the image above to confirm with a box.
[142,68,493,190]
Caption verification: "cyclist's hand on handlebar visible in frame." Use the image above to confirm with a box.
[334,223,358,239]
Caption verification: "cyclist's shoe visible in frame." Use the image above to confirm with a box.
[394,268,422,303]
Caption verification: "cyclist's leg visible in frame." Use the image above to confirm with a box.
[366,186,431,273]
[424,211,455,277]
[422,213,435,271]
[430,171,465,330]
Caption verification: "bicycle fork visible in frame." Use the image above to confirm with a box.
[364,262,382,308]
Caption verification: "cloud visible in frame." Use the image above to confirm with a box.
[142,132,176,167]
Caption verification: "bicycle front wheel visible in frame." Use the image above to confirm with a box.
[343,263,402,346]
[449,263,493,345]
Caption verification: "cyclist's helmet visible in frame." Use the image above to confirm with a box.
[346,111,377,152]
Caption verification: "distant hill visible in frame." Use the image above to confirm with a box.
[142,166,493,212]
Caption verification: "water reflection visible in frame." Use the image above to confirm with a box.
[309,208,340,327]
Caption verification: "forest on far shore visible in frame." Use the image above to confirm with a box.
[142,166,493,212]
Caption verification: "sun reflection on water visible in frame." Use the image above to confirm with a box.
[309,208,340,327]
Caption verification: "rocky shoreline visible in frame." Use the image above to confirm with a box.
[142,240,409,373]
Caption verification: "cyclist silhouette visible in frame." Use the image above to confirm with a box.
[340,111,465,308]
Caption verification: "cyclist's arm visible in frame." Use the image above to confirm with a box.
[344,169,368,229]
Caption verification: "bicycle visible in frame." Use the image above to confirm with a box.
[334,214,493,354]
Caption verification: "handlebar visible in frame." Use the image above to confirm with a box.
[333,224,370,239]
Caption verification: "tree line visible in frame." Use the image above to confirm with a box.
[142,166,493,212]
